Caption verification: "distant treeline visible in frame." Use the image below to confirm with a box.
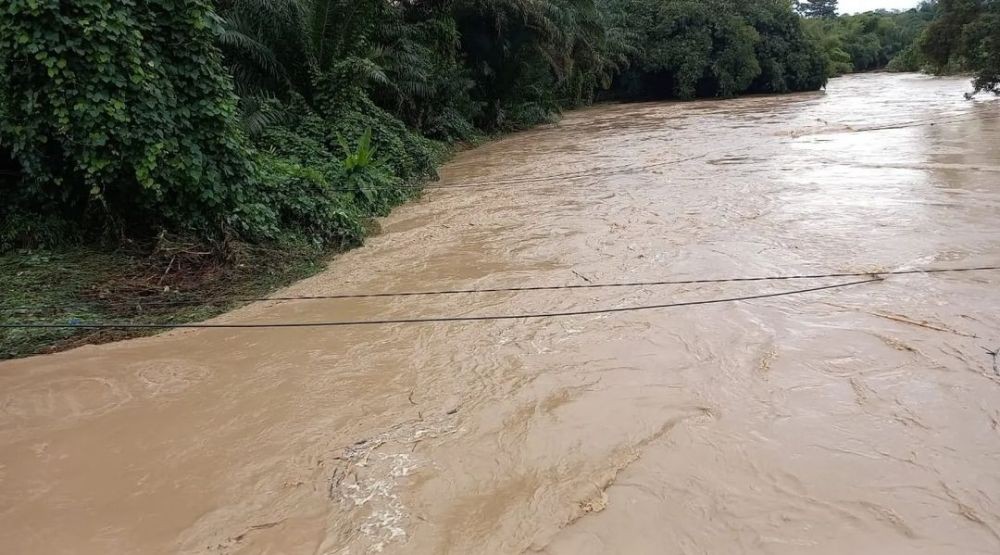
[802,2,938,74]
[800,0,1000,86]
[0,0,996,251]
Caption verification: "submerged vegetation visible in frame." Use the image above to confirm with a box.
[0,0,998,356]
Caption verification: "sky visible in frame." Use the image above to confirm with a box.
[838,0,921,14]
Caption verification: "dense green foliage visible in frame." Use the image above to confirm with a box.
[598,0,828,100]
[0,0,833,251]
[804,2,938,74]
[802,0,1000,94]
[797,0,838,19]
[920,0,1000,94]
[0,0,252,245]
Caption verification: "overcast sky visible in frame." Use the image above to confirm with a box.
[838,0,921,14]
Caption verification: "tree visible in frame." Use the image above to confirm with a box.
[740,1,828,93]
[798,0,839,19]
[598,0,825,100]
[920,0,1000,95]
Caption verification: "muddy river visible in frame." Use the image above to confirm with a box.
[2,73,1000,554]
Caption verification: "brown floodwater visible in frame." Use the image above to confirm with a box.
[3,73,1000,554]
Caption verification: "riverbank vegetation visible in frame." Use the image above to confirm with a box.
[804,3,937,73]
[0,0,831,256]
[802,0,1000,88]
[1,0,997,357]
[919,0,1000,94]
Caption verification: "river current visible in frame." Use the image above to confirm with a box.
[2,73,999,554]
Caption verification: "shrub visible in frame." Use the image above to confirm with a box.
[0,0,253,243]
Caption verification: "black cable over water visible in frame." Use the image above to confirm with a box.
[5,265,999,312]
[0,278,881,330]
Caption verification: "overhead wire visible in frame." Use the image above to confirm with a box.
[0,278,882,330]
[3,265,998,312]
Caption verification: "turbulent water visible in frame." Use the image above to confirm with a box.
[2,73,1000,554]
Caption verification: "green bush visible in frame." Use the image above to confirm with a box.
[249,110,413,246]
[315,89,439,183]
[886,43,925,72]
[250,154,365,248]
[0,0,252,242]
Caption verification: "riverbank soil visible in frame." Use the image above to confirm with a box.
[2,73,999,554]
[0,241,332,359]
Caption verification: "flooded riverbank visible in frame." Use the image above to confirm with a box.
[2,73,999,554]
